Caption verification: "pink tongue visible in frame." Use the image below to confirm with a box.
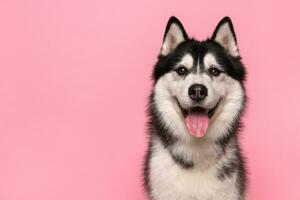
[185,113,209,138]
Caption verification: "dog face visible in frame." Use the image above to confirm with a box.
[152,17,246,140]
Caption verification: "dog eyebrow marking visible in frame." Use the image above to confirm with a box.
[203,53,221,70]
[178,53,194,70]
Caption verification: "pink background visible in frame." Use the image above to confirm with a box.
[0,0,299,199]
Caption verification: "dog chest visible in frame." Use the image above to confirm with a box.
[149,146,239,200]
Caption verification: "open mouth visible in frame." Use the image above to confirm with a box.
[176,99,220,138]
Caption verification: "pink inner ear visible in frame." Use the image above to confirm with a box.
[213,23,239,57]
[221,35,230,49]
[169,34,177,51]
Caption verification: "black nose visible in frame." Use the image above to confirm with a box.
[188,84,207,101]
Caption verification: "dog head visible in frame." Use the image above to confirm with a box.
[152,17,246,141]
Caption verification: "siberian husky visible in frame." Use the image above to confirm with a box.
[143,16,247,200]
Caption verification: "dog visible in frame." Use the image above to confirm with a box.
[143,16,247,200]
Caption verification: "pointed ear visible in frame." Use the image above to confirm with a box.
[212,17,239,57]
[160,16,188,56]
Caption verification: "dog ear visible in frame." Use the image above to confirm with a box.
[212,17,239,57]
[160,16,188,56]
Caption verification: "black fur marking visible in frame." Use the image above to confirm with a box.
[218,160,238,180]
[154,16,245,83]
[215,94,247,196]
[215,130,247,198]
[237,152,247,197]
[217,121,240,153]
[153,39,245,83]
[143,93,179,194]
[217,146,247,198]
[148,94,178,147]
[143,139,152,194]
[170,152,194,169]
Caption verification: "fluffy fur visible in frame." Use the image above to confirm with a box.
[144,16,247,200]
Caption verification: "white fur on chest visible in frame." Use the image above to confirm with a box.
[149,140,239,200]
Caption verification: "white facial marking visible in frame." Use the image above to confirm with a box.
[154,51,244,142]
[178,54,194,69]
[206,79,244,140]
[203,53,221,70]
[197,58,200,73]
[154,74,192,142]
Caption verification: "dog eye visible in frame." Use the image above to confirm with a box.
[176,66,188,75]
[208,67,221,76]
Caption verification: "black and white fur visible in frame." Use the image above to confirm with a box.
[143,16,247,200]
